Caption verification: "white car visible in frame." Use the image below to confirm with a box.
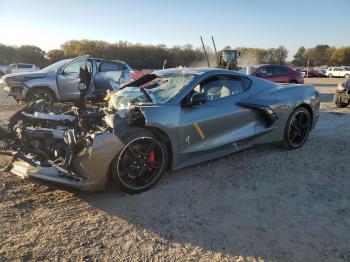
[326,67,350,78]
[7,63,39,74]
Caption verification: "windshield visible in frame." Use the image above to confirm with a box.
[39,59,71,73]
[108,72,196,108]
[222,50,236,62]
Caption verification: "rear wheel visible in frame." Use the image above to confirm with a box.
[283,107,312,150]
[328,74,333,78]
[26,88,55,104]
[111,128,168,194]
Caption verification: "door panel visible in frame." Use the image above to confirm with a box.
[57,57,87,101]
[56,75,81,100]
[178,92,257,163]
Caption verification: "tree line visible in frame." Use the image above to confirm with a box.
[292,45,350,67]
[0,40,349,69]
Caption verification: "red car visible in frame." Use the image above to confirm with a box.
[251,65,304,84]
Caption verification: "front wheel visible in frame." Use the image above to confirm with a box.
[110,128,168,194]
[283,107,312,150]
[328,74,333,78]
[26,88,55,104]
[345,74,350,79]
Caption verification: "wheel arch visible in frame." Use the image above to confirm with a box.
[145,126,173,170]
[296,103,313,123]
[25,86,57,101]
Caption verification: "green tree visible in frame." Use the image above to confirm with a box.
[46,49,65,63]
[264,46,288,64]
[304,45,334,66]
[292,46,306,66]
[331,46,350,65]
[14,45,47,68]
[0,44,16,64]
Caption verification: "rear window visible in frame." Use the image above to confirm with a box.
[100,62,124,72]
[241,77,252,90]
[18,64,33,69]
[260,66,274,75]
[274,66,289,74]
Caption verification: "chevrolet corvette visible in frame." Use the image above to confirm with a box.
[0,68,320,194]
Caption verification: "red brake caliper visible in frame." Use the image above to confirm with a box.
[148,151,155,171]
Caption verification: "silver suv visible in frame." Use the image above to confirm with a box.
[2,56,133,103]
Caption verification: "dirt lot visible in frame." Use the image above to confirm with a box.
[0,78,349,261]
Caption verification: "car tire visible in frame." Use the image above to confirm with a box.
[345,74,350,79]
[328,74,333,78]
[283,107,312,150]
[288,80,298,84]
[335,101,349,108]
[26,88,56,104]
[110,127,168,194]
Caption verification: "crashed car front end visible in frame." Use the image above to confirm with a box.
[3,76,27,101]
[333,80,350,108]
[0,92,148,192]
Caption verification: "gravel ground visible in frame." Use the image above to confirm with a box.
[0,78,349,261]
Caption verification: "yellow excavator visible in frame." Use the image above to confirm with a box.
[200,36,240,70]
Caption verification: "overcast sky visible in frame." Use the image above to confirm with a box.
[1,0,349,59]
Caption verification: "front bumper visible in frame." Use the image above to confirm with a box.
[9,132,124,192]
[3,78,26,101]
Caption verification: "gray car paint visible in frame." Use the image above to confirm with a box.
[137,69,319,170]
[8,68,320,192]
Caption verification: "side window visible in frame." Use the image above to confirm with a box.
[99,62,124,72]
[63,58,87,77]
[241,77,252,90]
[198,75,244,101]
[19,64,33,69]
[96,61,125,83]
[259,66,274,76]
[9,64,16,69]
[274,66,289,75]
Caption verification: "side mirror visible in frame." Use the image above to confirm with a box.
[182,92,208,106]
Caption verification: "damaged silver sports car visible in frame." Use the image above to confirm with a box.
[0,68,320,194]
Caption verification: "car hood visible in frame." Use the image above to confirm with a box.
[3,71,48,80]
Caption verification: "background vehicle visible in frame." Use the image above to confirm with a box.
[249,65,304,83]
[333,78,350,108]
[326,67,350,78]
[0,68,320,194]
[7,63,39,74]
[3,56,133,103]
[201,36,240,70]
[318,68,327,77]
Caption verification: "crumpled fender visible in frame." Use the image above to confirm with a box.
[71,132,125,191]
[9,132,125,192]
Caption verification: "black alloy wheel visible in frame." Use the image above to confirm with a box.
[111,131,167,194]
[283,107,311,149]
